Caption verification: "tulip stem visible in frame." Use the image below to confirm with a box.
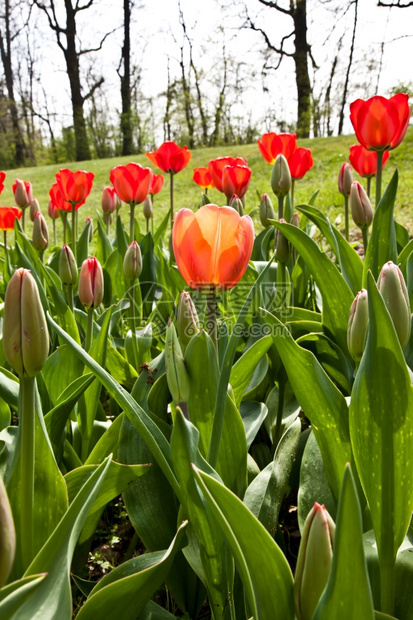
[67,283,74,313]
[380,560,395,616]
[366,177,371,199]
[375,150,383,209]
[206,289,218,357]
[291,179,295,209]
[3,230,6,252]
[129,278,139,369]
[20,374,36,570]
[277,195,284,220]
[344,195,349,241]
[130,203,135,241]
[62,212,67,245]
[85,308,94,352]
[71,203,77,261]
[169,171,174,229]
[22,208,26,232]
[361,227,369,256]
[274,371,286,446]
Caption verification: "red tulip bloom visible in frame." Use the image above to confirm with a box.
[146,141,191,174]
[56,169,94,208]
[257,132,297,164]
[349,93,410,152]
[288,147,313,180]
[0,171,5,195]
[0,206,22,231]
[173,203,254,290]
[109,163,153,205]
[349,144,389,178]
[150,173,164,195]
[193,167,214,190]
[222,164,252,201]
[49,182,72,212]
[208,157,248,193]
[13,179,33,208]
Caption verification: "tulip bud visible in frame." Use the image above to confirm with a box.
[347,289,369,361]
[271,154,291,198]
[350,181,373,229]
[123,240,142,281]
[338,163,353,197]
[30,198,40,222]
[59,244,78,285]
[13,179,32,208]
[48,199,60,220]
[177,291,200,346]
[3,268,49,377]
[229,195,244,216]
[78,257,104,310]
[294,503,335,620]
[0,475,16,587]
[275,219,290,264]
[377,262,411,349]
[143,196,153,221]
[84,216,93,242]
[290,212,300,228]
[32,211,49,251]
[259,194,276,227]
[165,320,190,404]
[101,186,117,213]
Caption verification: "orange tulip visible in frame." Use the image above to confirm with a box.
[208,157,247,193]
[173,204,254,290]
[109,163,153,205]
[349,93,410,152]
[193,167,214,190]
[222,164,252,201]
[257,132,297,165]
[288,147,313,180]
[0,171,5,195]
[146,141,191,174]
[0,206,22,231]
[149,173,164,195]
[55,168,94,208]
[349,144,389,178]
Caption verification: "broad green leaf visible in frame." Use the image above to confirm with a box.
[230,335,273,407]
[42,345,84,406]
[0,368,19,410]
[105,248,128,301]
[95,213,113,265]
[313,465,374,620]
[140,233,158,320]
[76,217,91,265]
[0,575,47,617]
[85,413,125,465]
[349,272,413,609]
[264,384,300,447]
[194,466,295,620]
[296,332,353,394]
[240,401,268,450]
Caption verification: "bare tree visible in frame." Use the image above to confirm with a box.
[337,0,358,135]
[378,1,413,6]
[118,0,133,155]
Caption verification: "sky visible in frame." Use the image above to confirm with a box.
[33,0,413,140]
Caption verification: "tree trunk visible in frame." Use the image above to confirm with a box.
[292,0,311,138]
[120,0,133,155]
[338,0,358,135]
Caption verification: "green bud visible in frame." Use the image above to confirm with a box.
[338,163,353,197]
[290,212,300,228]
[177,291,200,347]
[347,289,369,361]
[143,196,153,221]
[294,503,335,620]
[123,240,142,281]
[229,194,244,216]
[29,198,40,222]
[3,268,49,377]
[271,154,291,198]
[350,181,373,229]
[377,261,411,349]
[165,320,190,404]
[275,219,290,264]
[84,217,93,242]
[0,475,16,587]
[259,193,276,227]
[32,211,49,251]
[59,244,78,285]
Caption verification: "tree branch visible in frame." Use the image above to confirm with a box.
[257,0,292,16]
[378,0,413,6]
[83,76,104,101]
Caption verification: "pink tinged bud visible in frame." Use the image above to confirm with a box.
[59,244,77,285]
[3,268,49,377]
[78,257,104,310]
[271,154,291,198]
[377,261,411,349]
[338,163,353,196]
[32,212,49,251]
[84,217,93,242]
[294,503,335,620]
[275,219,290,264]
[123,241,142,281]
[13,179,32,208]
[177,291,200,347]
[165,320,190,404]
[143,196,153,221]
[0,475,16,587]
[290,212,300,228]
[347,289,369,361]
[101,186,117,213]
[229,195,244,216]
[48,199,60,220]
[29,198,40,222]
[350,181,373,229]
[259,194,276,227]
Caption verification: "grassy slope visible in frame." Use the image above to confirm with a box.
[1,128,412,247]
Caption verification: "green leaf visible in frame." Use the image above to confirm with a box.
[230,335,273,407]
[296,332,353,394]
[240,401,268,450]
[0,368,19,410]
[0,575,47,617]
[42,345,84,407]
[312,465,374,620]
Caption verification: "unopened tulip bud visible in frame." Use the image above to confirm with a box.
[101,186,117,213]
[377,262,411,349]
[59,244,77,285]
[84,216,93,242]
[347,289,369,361]
[271,154,291,198]
[3,268,49,377]
[78,257,104,310]
[275,219,290,264]
[0,475,15,587]
[123,240,142,280]
[294,503,335,620]
[290,212,300,228]
[143,196,153,221]
[177,291,200,346]
[30,198,40,222]
[32,211,49,251]
[259,194,276,227]
[13,179,32,208]
[165,320,190,404]
[350,181,373,229]
[48,199,60,220]
[229,195,244,216]
[338,163,353,197]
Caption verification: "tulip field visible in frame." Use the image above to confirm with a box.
[0,94,412,620]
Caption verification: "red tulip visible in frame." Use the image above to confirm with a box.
[0,206,22,231]
[349,144,389,178]
[222,164,252,201]
[49,182,72,212]
[208,157,248,193]
[349,93,410,152]
[55,169,94,208]
[0,171,5,195]
[109,163,153,205]
[193,167,214,190]
[288,147,313,180]
[146,141,192,174]
[257,132,297,164]
[101,186,118,213]
[149,173,164,195]
[13,179,33,209]
[172,203,254,290]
